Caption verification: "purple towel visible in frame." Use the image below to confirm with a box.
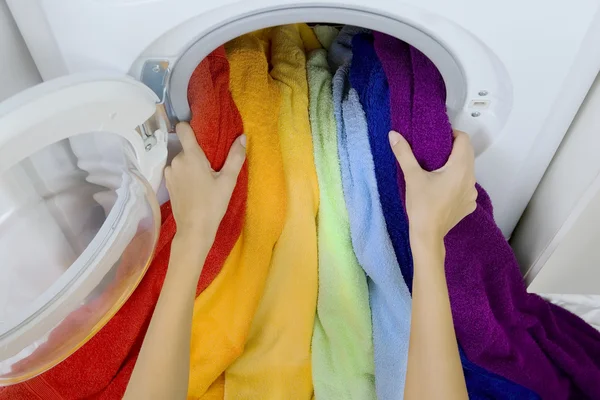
[374,31,600,400]
[354,32,539,400]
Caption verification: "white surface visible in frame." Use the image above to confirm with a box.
[0,72,167,191]
[7,0,600,237]
[512,73,600,292]
[0,0,41,102]
[542,294,600,332]
[526,185,600,294]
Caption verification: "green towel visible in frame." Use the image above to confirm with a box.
[313,25,340,50]
[307,47,376,400]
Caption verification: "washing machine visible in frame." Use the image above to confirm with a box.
[2,0,600,385]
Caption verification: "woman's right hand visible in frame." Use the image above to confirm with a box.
[389,129,478,242]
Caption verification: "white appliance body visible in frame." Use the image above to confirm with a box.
[8,0,600,237]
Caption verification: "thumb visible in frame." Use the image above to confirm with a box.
[219,134,247,183]
[389,130,421,175]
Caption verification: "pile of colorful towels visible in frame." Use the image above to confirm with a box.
[3,24,600,400]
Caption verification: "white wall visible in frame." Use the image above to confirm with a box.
[512,72,600,294]
[0,0,41,102]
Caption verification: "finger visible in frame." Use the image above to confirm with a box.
[176,122,205,158]
[389,130,421,175]
[468,187,478,202]
[448,130,475,167]
[452,129,467,139]
[163,166,173,190]
[219,134,247,182]
[466,201,477,215]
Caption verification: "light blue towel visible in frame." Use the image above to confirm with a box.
[333,40,412,400]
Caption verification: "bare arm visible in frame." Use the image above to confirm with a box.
[124,123,246,400]
[389,130,477,400]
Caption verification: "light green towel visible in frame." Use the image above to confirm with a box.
[307,47,376,399]
[313,25,340,50]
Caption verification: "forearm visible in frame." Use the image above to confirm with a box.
[124,233,210,400]
[405,230,467,400]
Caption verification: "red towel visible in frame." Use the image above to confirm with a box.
[0,46,247,400]
[188,46,248,295]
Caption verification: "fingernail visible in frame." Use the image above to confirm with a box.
[239,134,247,148]
[388,130,401,146]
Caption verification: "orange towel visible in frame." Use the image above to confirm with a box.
[224,24,321,400]
[187,30,286,399]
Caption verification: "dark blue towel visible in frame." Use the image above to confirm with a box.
[349,33,413,292]
[350,32,540,400]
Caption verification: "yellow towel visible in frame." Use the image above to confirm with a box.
[201,374,225,400]
[224,24,321,400]
[187,30,287,399]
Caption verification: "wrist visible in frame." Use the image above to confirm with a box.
[172,231,212,257]
[176,220,217,245]
[166,233,211,280]
[409,226,446,255]
[409,225,444,244]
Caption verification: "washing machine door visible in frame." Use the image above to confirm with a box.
[0,73,168,384]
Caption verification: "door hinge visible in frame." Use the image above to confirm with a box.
[138,60,177,151]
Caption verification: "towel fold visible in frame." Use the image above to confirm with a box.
[328,26,369,71]
[308,47,376,399]
[188,46,248,295]
[350,33,413,292]
[375,31,600,399]
[186,32,287,399]
[0,47,246,400]
[313,25,339,50]
[333,32,412,400]
[222,24,319,399]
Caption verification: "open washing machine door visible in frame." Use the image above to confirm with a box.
[0,73,168,384]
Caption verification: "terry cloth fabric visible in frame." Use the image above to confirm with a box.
[224,24,320,400]
[375,32,600,399]
[187,46,248,295]
[369,32,541,400]
[186,30,287,399]
[349,34,413,292]
[0,48,246,400]
[307,47,376,399]
[312,25,339,50]
[333,40,412,400]
[328,26,369,71]
[353,32,541,400]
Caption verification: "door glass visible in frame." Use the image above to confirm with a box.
[0,131,160,384]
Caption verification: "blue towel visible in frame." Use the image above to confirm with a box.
[459,347,541,399]
[333,41,412,400]
[351,32,541,399]
[349,34,414,293]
